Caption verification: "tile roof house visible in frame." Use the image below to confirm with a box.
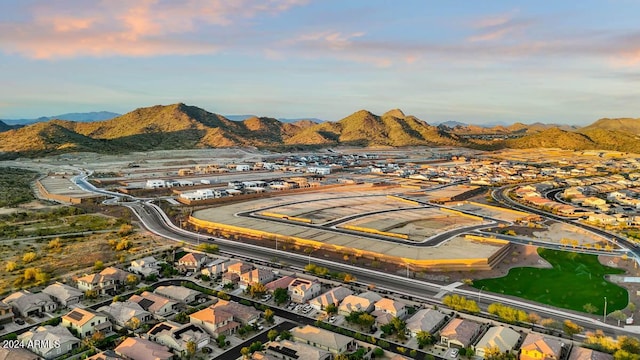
[406,309,448,337]
[189,305,239,337]
[222,272,240,286]
[290,325,357,354]
[288,278,322,304]
[309,287,354,311]
[474,326,520,358]
[18,325,80,360]
[147,321,210,352]
[129,291,179,317]
[372,298,407,319]
[62,307,112,338]
[201,258,231,277]
[0,347,41,360]
[177,252,208,272]
[2,290,57,317]
[266,339,332,360]
[154,285,201,304]
[337,291,382,315]
[42,282,84,307]
[85,350,126,360]
[128,256,160,278]
[97,301,153,329]
[265,276,295,292]
[227,262,253,275]
[239,269,275,290]
[99,267,137,286]
[115,337,174,360]
[439,318,482,348]
[212,299,261,325]
[520,334,566,360]
[76,273,116,296]
[569,347,614,360]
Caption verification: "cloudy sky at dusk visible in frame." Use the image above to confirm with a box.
[1,0,640,125]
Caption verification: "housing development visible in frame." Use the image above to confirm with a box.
[1,146,640,360]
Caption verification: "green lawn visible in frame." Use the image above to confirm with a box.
[473,248,628,314]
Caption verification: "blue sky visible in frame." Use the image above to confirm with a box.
[1,0,639,125]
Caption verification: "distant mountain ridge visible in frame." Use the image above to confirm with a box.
[1,111,120,125]
[0,103,638,158]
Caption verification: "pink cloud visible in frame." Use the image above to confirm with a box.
[0,0,307,59]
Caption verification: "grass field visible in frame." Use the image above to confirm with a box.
[473,248,628,314]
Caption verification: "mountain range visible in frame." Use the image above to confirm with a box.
[0,103,638,158]
[1,111,121,126]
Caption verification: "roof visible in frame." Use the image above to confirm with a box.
[77,273,110,285]
[100,267,134,282]
[374,298,406,314]
[267,339,331,360]
[212,299,260,323]
[521,334,564,357]
[3,291,54,313]
[43,282,83,301]
[291,325,353,351]
[63,307,103,326]
[0,348,41,360]
[97,301,150,325]
[178,252,207,263]
[132,256,157,266]
[310,287,354,307]
[569,347,614,360]
[406,309,447,333]
[86,350,126,360]
[338,294,375,313]
[115,337,173,360]
[129,292,176,313]
[440,318,481,346]
[18,325,80,356]
[154,285,199,302]
[227,262,253,274]
[189,306,233,324]
[475,326,520,353]
[265,275,295,291]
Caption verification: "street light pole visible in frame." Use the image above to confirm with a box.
[478,286,485,303]
[308,249,315,265]
[604,297,608,322]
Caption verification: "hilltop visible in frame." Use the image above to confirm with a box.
[1,111,120,125]
[0,103,639,158]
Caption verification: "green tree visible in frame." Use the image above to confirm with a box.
[610,310,628,326]
[280,330,292,340]
[273,287,289,304]
[416,330,434,348]
[248,282,267,298]
[264,308,274,323]
[5,261,17,272]
[117,224,133,236]
[240,347,250,359]
[93,260,105,271]
[22,251,37,263]
[185,340,197,359]
[325,303,338,315]
[358,313,375,330]
[267,329,279,341]
[583,303,598,314]
[126,316,141,330]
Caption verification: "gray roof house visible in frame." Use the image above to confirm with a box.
[2,290,57,317]
[98,301,153,329]
[154,285,201,304]
[18,325,80,360]
[406,309,448,337]
[43,282,84,307]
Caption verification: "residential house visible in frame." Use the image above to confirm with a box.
[439,318,482,349]
[290,325,357,354]
[309,287,354,311]
[147,321,210,352]
[221,272,240,286]
[201,258,231,277]
[227,261,253,275]
[115,337,174,360]
[0,347,41,360]
[212,299,261,325]
[337,291,382,315]
[97,301,153,329]
[76,273,116,296]
[288,278,322,303]
[43,282,84,307]
[2,290,57,317]
[239,269,275,290]
[189,305,239,337]
[129,256,160,277]
[129,292,179,317]
[17,325,80,360]
[265,276,295,292]
[265,339,332,360]
[154,285,201,304]
[177,252,208,272]
[569,347,613,360]
[62,307,112,338]
[520,333,565,360]
[0,302,14,324]
[474,326,520,358]
[406,309,447,337]
[100,267,137,287]
[85,350,126,360]
[372,298,407,320]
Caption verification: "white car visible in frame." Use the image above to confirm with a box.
[328,316,336,323]
[450,349,459,358]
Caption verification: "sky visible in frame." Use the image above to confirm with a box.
[1,0,640,125]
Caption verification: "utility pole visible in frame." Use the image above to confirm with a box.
[478,286,485,303]
[604,297,608,322]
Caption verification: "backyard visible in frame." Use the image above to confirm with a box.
[473,248,628,314]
